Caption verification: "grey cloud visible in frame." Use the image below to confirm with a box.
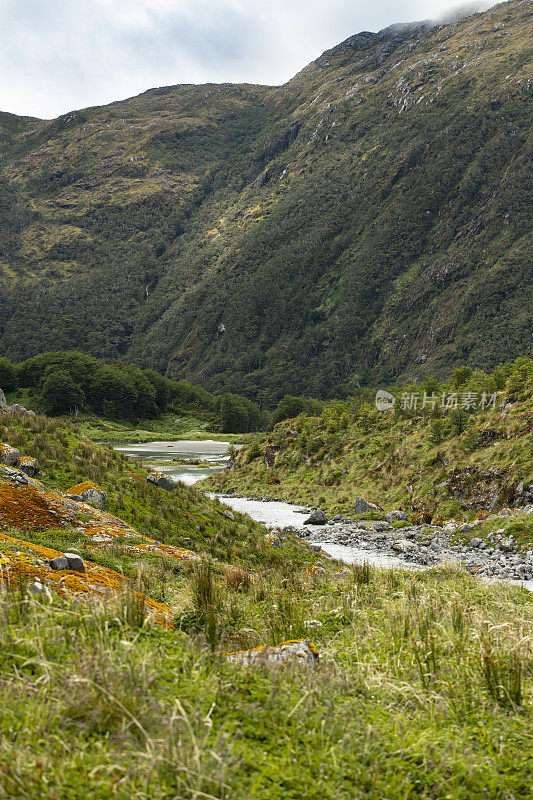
[0,0,497,118]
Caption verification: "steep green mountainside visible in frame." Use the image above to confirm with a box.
[0,0,531,398]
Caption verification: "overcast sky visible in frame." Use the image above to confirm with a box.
[0,0,496,119]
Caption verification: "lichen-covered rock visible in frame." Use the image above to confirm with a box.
[2,404,35,417]
[225,639,319,666]
[0,467,200,565]
[0,531,174,627]
[354,498,383,514]
[16,456,39,477]
[306,564,326,576]
[265,532,281,547]
[386,510,407,522]
[65,481,107,509]
[65,552,86,573]
[0,444,21,466]
[146,471,175,491]
[49,556,69,570]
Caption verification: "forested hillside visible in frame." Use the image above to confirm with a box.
[0,0,531,399]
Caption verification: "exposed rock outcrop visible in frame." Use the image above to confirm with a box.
[65,481,107,509]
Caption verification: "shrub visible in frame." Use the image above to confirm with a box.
[219,393,261,433]
[246,441,262,462]
[429,419,447,445]
[271,396,323,427]
[448,409,469,436]
[462,427,481,452]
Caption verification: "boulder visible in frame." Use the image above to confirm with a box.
[65,481,108,509]
[368,521,389,531]
[144,471,173,491]
[304,510,327,525]
[354,498,383,514]
[16,456,39,477]
[513,482,533,507]
[0,444,21,466]
[265,532,281,547]
[49,556,69,570]
[3,404,35,417]
[386,510,407,522]
[64,552,86,573]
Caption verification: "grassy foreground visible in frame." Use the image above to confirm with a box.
[0,412,532,798]
[0,566,532,799]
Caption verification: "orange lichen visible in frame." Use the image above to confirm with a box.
[305,564,326,576]
[0,482,68,530]
[0,469,199,564]
[127,472,147,484]
[412,511,432,525]
[0,531,173,627]
[65,480,106,496]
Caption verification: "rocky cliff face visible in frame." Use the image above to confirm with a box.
[0,0,531,397]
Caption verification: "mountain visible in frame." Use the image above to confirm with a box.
[0,0,531,400]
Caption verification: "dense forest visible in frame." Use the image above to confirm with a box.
[0,352,263,433]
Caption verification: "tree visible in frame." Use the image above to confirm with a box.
[219,394,261,433]
[271,396,322,427]
[0,357,17,392]
[40,369,85,415]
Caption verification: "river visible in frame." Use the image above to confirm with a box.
[114,439,232,486]
[114,440,533,587]
[114,440,434,571]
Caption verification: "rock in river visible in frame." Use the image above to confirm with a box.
[304,510,328,525]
